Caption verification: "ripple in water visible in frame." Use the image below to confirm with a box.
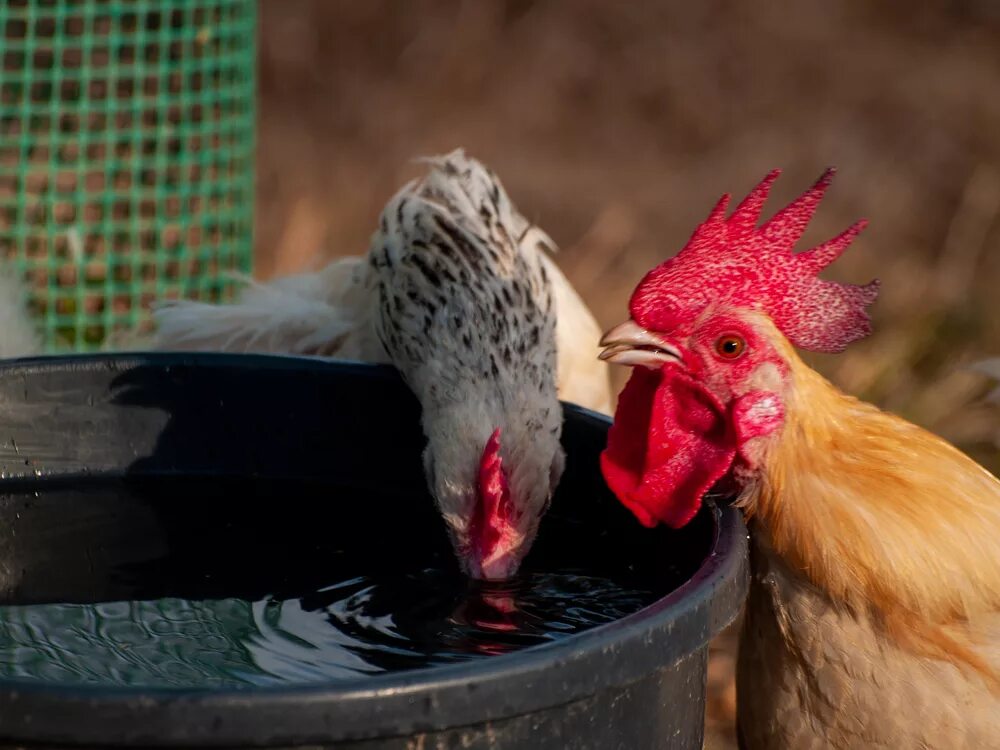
[0,568,655,688]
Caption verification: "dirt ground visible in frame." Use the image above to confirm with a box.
[254,3,1000,746]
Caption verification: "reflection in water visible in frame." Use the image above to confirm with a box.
[0,568,654,688]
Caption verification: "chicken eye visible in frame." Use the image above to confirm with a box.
[715,334,746,360]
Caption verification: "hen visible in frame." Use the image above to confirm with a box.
[598,170,1000,749]
[153,150,612,580]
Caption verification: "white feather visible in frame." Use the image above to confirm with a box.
[152,257,388,363]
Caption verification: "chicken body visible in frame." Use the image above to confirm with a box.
[153,150,612,579]
[740,533,1000,749]
[736,342,1000,749]
[597,170,1000,749]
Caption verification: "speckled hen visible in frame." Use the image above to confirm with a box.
[152,150,612,580]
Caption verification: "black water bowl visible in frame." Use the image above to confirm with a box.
[0,354,747,749]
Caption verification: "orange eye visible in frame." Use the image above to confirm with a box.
[715,335,746,360]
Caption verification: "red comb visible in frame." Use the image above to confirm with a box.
[470,428,512,562]
[629,169,879,353]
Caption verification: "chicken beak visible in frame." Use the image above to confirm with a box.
[599,319,683,370]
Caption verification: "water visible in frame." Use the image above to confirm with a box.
[0,570,655,688]
[0,478,695,689]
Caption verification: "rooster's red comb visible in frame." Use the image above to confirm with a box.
[629,169,879,353]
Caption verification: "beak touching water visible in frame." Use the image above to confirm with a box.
[599,320,683,370]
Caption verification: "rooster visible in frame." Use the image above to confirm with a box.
[598,170,1000,748]
[153,150,612,580]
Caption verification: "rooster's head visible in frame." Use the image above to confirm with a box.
[599,169,879,528]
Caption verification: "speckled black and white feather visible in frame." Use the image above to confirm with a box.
[371,154,558,424]
[152,152,610,414]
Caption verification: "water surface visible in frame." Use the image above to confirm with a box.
[0,569,656,687]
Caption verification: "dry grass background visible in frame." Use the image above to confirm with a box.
[254,2,1000,746]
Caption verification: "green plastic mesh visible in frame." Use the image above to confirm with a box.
[0,0,256,352]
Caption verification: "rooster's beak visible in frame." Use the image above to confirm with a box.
[599,319,683,370]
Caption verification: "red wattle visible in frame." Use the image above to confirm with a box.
[601,366,736,529]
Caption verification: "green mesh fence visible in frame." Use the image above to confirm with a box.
[0,0,256,352]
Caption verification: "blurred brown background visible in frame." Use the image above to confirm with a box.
[255,2,1000,746]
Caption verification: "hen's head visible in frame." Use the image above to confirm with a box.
[600,169,878,528]
[423,408,564,581]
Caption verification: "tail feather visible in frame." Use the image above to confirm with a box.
[151,257,387,362]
